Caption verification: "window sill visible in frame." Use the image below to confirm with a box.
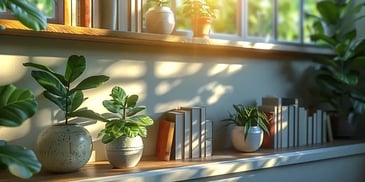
[0,20,332,58]
[1,140,364,182]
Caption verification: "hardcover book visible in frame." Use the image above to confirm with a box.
[155,120,175,161]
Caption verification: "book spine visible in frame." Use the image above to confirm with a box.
[298,107,307,146]
[79,0,91,27]
[166,111,184,160]
[315,110,322,144]
[307,116,313,145]
[181,107,200,158]
[281,105,289,149]
[322,111,327,144]
[200,106,206,158]
[155,120,175,161]
[205,120,213,157]
[287,105,295,148]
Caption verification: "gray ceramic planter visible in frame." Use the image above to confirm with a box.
[105,136,143,168]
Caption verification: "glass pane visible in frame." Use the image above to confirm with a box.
[247,0,273,38]
[26,0,55,18]
[303,0,318,43]
[277,0,300,42]
[173,0,238,35]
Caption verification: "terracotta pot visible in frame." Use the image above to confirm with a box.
[36,124,93,173]
[231,126,263,152]
[191,17,212,38]
[105,136,143,168]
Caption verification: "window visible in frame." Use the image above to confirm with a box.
[0,0,63,23]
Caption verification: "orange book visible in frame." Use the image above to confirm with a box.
[79,0,91,27]
[155,120,175,161]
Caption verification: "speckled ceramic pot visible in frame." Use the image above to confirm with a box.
[105,136,143,168]
[231,126,263,152]
[36,124,92,173]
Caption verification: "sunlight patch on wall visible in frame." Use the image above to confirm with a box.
[0,55,28,84]
[155,61,203,78]
[155,80,182,96]
[104,60,146,78]
[198,82,234,105]
[154,97,201,112]
[208,64,243,76]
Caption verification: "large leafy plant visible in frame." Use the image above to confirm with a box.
[0,0,47,31]
[307,0,365,118]
[98,86,154,144]
[23,55,109,124]
[222,104,270,140]
[0,84,41,179]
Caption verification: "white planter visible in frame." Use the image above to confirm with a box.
[145,7,175,34]
[231,126,263,152]
[105,136,143,168]
[36,124,93,172]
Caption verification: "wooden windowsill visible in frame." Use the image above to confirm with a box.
[0,20,332,58]
[1,140,365,182]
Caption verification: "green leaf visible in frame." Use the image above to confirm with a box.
[127,95,138,107]
[65,55,86,83]
[317,1,340,24]
[110,86,126,103]
[3,0,47,31]
[103,100,120,113]
[43,91,66,111]
[30,71,67,97]
[0,85,37,127]
[126,106,146,117]
[23,62,67,85]
[69,91,84,112]
[68,109,108,122]
[72,75,109,91]
[128,115,154,126]
[0,143,41,179]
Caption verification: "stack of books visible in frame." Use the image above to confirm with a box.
[260,96,331,150]
[155,106,212,161]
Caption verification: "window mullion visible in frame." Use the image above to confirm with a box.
[240,0,246,39]
[273,0,278,41]
[299,0,305,44]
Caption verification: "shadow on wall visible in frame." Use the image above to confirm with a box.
[0,38,310,160]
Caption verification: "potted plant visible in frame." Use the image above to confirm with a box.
[183,0,216,38]
[98,86,154,168]
[222,104,270,152]
[0,84,41,179]
[23,55,109,172]
[145,0,175,34]
[306,0,365,138]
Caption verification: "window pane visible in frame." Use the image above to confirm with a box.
[247,0,273,38]
[303,0,318,43]
[277,0,300,42]
[26,0,55,18]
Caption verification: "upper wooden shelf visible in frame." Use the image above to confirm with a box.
[0,19,331,58]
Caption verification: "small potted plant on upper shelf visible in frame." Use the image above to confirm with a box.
[98,86,154,168]
[183,0,216,38]
[222,104,270,152]
[145,0,175,34]
[23,55,109,173]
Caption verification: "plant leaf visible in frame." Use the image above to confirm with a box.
[0,142,41,179]
[317,1,340,24]
[127,95,138,107]
[0,85,37,127]
[68,109,107,122]
[30,71,67,97]
[126,106,146,117]
[72,75,109,91]
[69,91,84,112]
[43,91,66,111]
[65,55,86,83]
[23,62,67,85]
[3,0,47,31]
[128,115,154,126]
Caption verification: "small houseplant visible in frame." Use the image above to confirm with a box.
[306,0,365,137]
[222,104,270,152]
[145,0,175,34]
[23,55,109,172]
[98,86,154,168]
[0,84,41,179]
[183,0,216,38]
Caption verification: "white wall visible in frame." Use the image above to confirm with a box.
[0,35,314,161]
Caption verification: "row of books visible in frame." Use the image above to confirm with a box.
[260,97,331,149]
[155,106,212,161]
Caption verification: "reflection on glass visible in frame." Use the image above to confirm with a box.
[247,0,273,39]
[26,0,54,18]
[277,0,299,42]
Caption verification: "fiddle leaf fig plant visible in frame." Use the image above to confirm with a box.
[222,104,270,140]
[23,55,109,124]
[0,0,47,31]
[0,84,41,179]
[98,86,154,144]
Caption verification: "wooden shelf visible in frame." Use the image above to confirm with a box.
[0,20,331,59]
[1,140,364,182]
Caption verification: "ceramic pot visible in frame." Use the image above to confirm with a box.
[105,136,143,168]
[145,7,175,34]
[36,124,93,173]
[231,126,263,152]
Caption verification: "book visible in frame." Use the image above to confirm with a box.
[166,111,184,160]
[281,105,289,148]
[199,106,206,158]
[180,106,201,158]
[174,109,191,159]
[281,98,299,148]
[205,120,213,157]
[307,115,313,145]
[155,120,175,161]
[321,111,327,144]
[79,0,91,27]
[315,110,322,144]
[261,96,282,149]
[298,107,308,146]
[326,114,334,142]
